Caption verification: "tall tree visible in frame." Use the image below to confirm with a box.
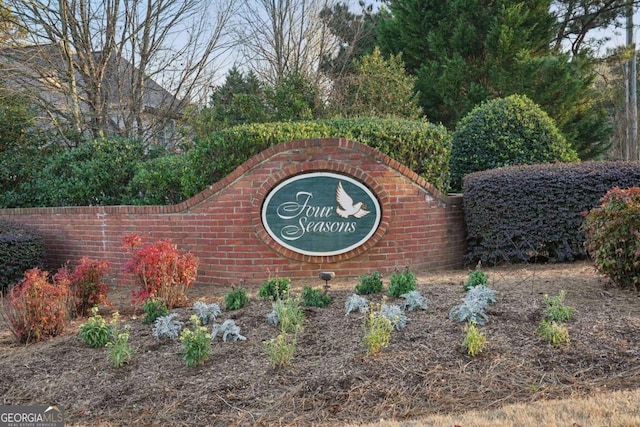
[378,0,612,159]
[329,47,422,119]
[1,0,238,145]
[319,1,378,80]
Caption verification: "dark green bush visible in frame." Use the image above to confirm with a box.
[127,155,188,205]
[224,287,249,310]
[0,219,45,293]
[184,117,451,197]
[582,187,640,290]
[450,94,579,190]
[301,286,331,307]
[355,272,384,295]
[388,268,417,298]
[463,161,640,265]
[20,137,149,207]
[258,277,291,301]
[464,269,489,292]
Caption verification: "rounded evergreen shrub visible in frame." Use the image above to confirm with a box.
[450,94,579,190]
[0,219,45,294]
[582,187,640,290]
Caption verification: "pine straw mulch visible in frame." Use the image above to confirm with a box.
[1,261,640,426]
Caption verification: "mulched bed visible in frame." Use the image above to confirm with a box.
[1,261,639,426]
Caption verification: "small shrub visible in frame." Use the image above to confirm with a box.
[258,277,290,301]
[122,233,199,308]
[211,319,247,342]
[106,324,135,368]
[345,294,369,315]
[267,296,304,334]
[449,286,497,326]
[56,257,110,318]
[400,290,427,311]
[362,303,394,355]
[388,267,416,298]
[301,286,331,307]
[542,291,575,323]
[193,301,221,325]
[180,316,212,366]
[464,269,489,292]
[4,268,69,343]
[142,297,168,324]
[536,320,570,344]
[381,303,408,330]
[582,186,640,290]
[263,332,296,367]
[462,321,486,357]
[224,287,249,310]
[355,272,384,295]
[79,307,116,348]
[152,313,184,341]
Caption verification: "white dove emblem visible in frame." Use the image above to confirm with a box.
[336,182,370,218]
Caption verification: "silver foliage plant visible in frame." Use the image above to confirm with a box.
[193,301,221,325]
[345,294,369,315]
[449,285,497,326]
[211,319,247,342]
[266,306,279,325]
[400,290,428,311]
[152,313,184,341]
[381,303,409,330]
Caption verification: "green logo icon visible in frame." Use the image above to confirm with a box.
[262,172,381,256]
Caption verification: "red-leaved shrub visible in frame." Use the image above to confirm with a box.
[3,268,70,343]
[582,186,640,290]
[55,257,111,317]
[122,233,199,308]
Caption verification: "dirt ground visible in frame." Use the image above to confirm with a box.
[1,260,639,427]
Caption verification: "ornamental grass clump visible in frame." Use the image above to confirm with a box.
[122,233,199,308]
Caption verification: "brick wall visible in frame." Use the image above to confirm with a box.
[0,138,466,286]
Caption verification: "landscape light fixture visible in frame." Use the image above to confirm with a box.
[319,271,335,294]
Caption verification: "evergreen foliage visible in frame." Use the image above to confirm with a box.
[450,94,579,190]
[0,219,45,294]
[464,161,640,265]
[377,0,611,160]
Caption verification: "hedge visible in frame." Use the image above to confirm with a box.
[463,161,640,265]
[0,219,45,293]
[182,117,452,197]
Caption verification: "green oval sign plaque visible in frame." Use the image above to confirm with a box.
[262,172,381,256]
